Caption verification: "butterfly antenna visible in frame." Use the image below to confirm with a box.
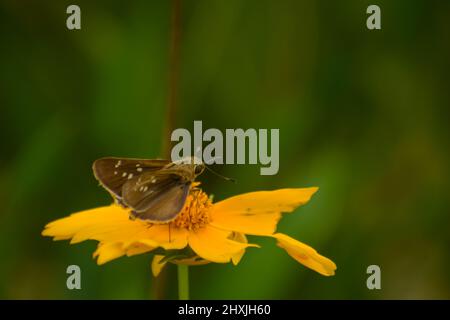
[204,165,236,183]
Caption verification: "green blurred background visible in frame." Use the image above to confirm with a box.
[1,0,449,299]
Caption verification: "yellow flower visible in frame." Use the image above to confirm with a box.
[42,187,336,277]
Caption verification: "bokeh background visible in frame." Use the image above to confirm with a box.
[1,0,449,299]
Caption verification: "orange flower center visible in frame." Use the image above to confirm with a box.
[171,189,212,231]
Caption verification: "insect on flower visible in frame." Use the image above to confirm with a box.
[92,156,208,222]
[42,156,336,277]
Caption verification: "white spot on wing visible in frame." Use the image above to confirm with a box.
[128,173,133,179]
[114,171,118,175]
[122,172,127,177]
[137,167,143,172]
[151,179,156,183]
[143,186,148,192]
[115,160,122,168]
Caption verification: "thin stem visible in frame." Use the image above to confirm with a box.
[153,0,183,301]
[177,264,190,300]
[162,0,182,159]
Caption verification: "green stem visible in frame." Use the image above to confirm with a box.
[162,0,182,158]
[177,264,190,300]
[153,0,182,300]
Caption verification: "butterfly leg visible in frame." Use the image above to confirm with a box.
[168,224,172,242]
[129,211,137,221]
[189,189,201,225]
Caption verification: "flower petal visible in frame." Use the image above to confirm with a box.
[125,242,154,257]
[151,255,167,277]
[211,188,318,235]
[93,242,125,265]
[273,233,336,276]
[188,226,258,263]
[42,204,188,251]
[229,232,248,265]
[42,205,140,243]
[126,225,189,251]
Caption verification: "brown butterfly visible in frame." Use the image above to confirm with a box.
[92,157,205,222]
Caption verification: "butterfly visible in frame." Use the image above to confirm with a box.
[92,157,205,222]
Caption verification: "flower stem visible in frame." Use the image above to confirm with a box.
[162,0,182,158]
[153,0,182,300]
[177,264,190,300]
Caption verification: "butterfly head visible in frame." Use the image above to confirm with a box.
[169,156,205,180]
[193,162,205,176]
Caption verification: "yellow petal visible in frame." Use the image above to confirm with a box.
[42,205,138,243]
[211,188,318,235]
[42,204,188,251]
[125,242,154,257]
[151,255,167,277]
[229,232,248,265]
[273,233,336,276]
[188,226,258,263]
[131,225,188,250]
[93,242,125,265]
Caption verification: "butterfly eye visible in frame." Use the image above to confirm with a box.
[194,165,204,175]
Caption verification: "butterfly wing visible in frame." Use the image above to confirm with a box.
[122,172,190,222]
[92,157,170,201]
